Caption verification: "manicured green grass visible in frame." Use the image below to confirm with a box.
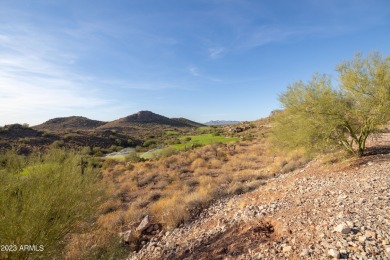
[105,134,238,161]
[172,134,239,150]
[197,126,212,131]
[140,147,177,159]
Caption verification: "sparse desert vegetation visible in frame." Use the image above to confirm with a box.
[1,54,389,259]
[62,119,312,258]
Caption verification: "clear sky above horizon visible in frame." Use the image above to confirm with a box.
[1,0,389,126]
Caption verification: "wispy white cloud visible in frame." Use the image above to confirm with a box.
[188,66,200,77]
[0,16,190,125]
[208,47,227,59]
[103,79,187,91]
[208,0,390,51]
[237,25,318,49]
[0,25,110,125]
[188,65,222,83]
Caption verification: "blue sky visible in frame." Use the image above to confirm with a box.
[1,0,389,126]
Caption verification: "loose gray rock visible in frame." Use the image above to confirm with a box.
[119,229,132,243]
[334,223,351,234]
[136,215,151,232]
[282,245,292,253]
[328,248,340,258]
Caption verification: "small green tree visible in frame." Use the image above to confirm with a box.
[271,52,390,157]
[0,148,103,259]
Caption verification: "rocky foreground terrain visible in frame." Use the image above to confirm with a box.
[128,152,390,260]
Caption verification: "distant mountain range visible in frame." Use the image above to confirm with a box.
[33,111,204,132]
[204,120,241,126]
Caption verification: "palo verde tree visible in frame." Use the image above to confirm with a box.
[271,52,390,157]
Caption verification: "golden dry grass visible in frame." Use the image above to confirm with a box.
[64,123,311,258]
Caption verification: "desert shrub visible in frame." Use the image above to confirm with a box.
[242,134,254,141]
[108,145,121,152]
[0,148,103,259]
[153,147,177,159]
[64,133,78,140]
[50,140,64,148]
[164,156,178,167]
[126,163,135,171]
[153,180,169,190]
[183,188,212,209]
[165,131,179,136]
[171,138,181,144]
[185,179,200,188]
[92,147,103,156]
[280,161,297,173]
[137,173,159,187]
[148,191,162,202]
[150,195,189,229]
[190,158,206,170]
[81,146,92,155]
[227,182,245,195]
[127,139,136,146]
[102,158,117,170]
[97,210,126,230]
[115,139,122,145]
[143,140,156,147]
[99,199,122,215]
[125,151,143,163]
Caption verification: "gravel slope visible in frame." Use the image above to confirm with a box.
[128,153,390,260]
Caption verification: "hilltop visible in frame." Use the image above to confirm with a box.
[33,116,106,131]
[31,111,203,133]
[0,111,210,153]
[97,111,201,131]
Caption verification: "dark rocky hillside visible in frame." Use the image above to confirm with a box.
[33,116,106,131]
[171,117,205,128]
[97,111,200,130]
[0,111,204,153]
[0,124,42,139]
[0,124,58,152]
